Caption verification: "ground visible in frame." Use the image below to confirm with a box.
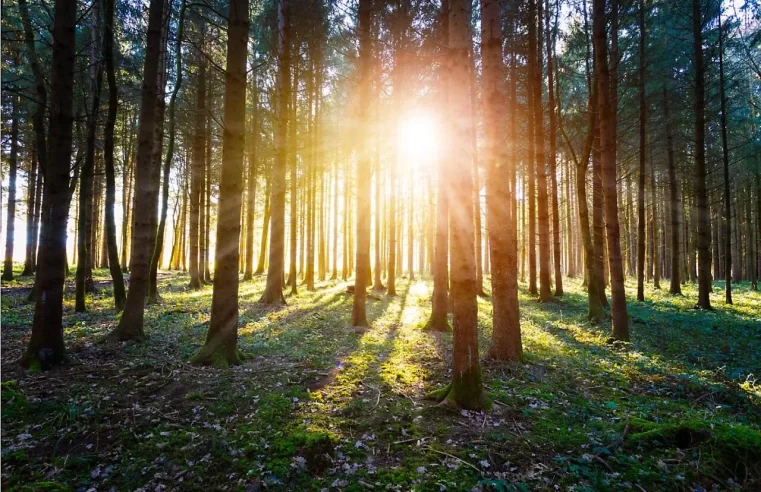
[1,267,760,491]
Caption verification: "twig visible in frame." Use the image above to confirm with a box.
[392,436,431,445]
[423,446,481,473]
[592,455,614,473]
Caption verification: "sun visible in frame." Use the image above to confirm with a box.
[397,111,440,165]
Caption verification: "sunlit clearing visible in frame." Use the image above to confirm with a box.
[397,111,440,164]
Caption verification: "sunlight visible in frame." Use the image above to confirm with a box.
[396,110,440,165]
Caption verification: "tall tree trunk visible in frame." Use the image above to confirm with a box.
[469,43,483,295]
[189,19,206,291]
[427,0,449,332]
[255,165,271,275]
[482,0,521,361]
[260,0,290,305]
[288,60,299,295]
[545,0,562,296]
[104,0,127,309]
[192,0,248,366]
[692,0,711,309]
[150,0,187,301]
[22,145,38,276]
[105,0,168,341]
[76,5,103,312]
[429,0,487,410]
[203,113,212,282]
[718,16,732,304]
[244,109,257,280]
[2,94,20,281]
[351,0,371,327]
[593,0,628,341]
[636,0,646,301]
[663,85,681,294]
[532,0,552,302]
[527,1,537,296]
[20,0,77,369]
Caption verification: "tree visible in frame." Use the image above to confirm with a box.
[426,0,450,333]
[104,0,168,341]
[103,0,127,310]
[692,0,711,309]
[260,0,290,305]
[428,0,488,411]
[150,0,187,303]
[636,0,646,302]
[191,0,248,367]
[482,0,521,361]
[593,0,628,341]
[76,3,103,312]
[351,0,371,328]
[19,0,78,369]
[718,15,732,305]
[189,14,206,291]
[2,93,19,282]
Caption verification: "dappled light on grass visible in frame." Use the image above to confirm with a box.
[1,270,759,489]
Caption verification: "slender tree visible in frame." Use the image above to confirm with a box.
[593,0,628,341]
[260,0,290,305]
[20,0,77,369]
[429,0,488,410]
[718,15,732,305]
[104,0,168,341]
[636,0,646,302]
[2,94,20,281]
[483,0,521,361]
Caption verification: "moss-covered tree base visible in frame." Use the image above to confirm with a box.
[423,317,451,333]
[426,372,491,411]
[486,345,522,363]
[189,345,245,369]
[18,349,70,373]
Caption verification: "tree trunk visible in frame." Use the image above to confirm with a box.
[427,0,450,332]
[191,0,248,367]
[351,0,371,327]
[429,0,487,411]
[636,0,646,301]
[718,16,732,304]
[104,0,168,341]
[20,0,77,369]
[244,118,257,280]
[22,145,38,276]
[104,0,127,310]
[260,0,290,305]
[76,6,103,312]
[2,94,20,281]
[482,0,521,361]
[255,166,271,275]
[527,2,537,297]
[593,0,628,341]
[189,19,205,291]
[532,0,551,302]
[692,0,711,309]
[288,59,299,295]
[545,0,562,296]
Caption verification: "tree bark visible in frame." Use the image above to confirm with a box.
[351,0,371,327]
[482,0,521,361]
[22,144,38,276]
[103,0,127,310]
[191,0,248,367]
[189,16,205,291]
[429,0,488,411]
[2,94,19,281]
[260,0,290,305]
[104,0,168,341]
[20,0,77,369]
[636,0,646,302]
[593,0,628,341]
[718,16,732,304]
[692,0,711,309]
[76,6,103,312]
[427,0,450,332]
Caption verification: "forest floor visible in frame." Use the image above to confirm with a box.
[1,268,760,491]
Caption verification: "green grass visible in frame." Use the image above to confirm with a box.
[1,267,760,490]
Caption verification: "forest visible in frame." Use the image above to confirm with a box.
[1,0,760,488]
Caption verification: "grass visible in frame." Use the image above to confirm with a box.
[1,265,760,490]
